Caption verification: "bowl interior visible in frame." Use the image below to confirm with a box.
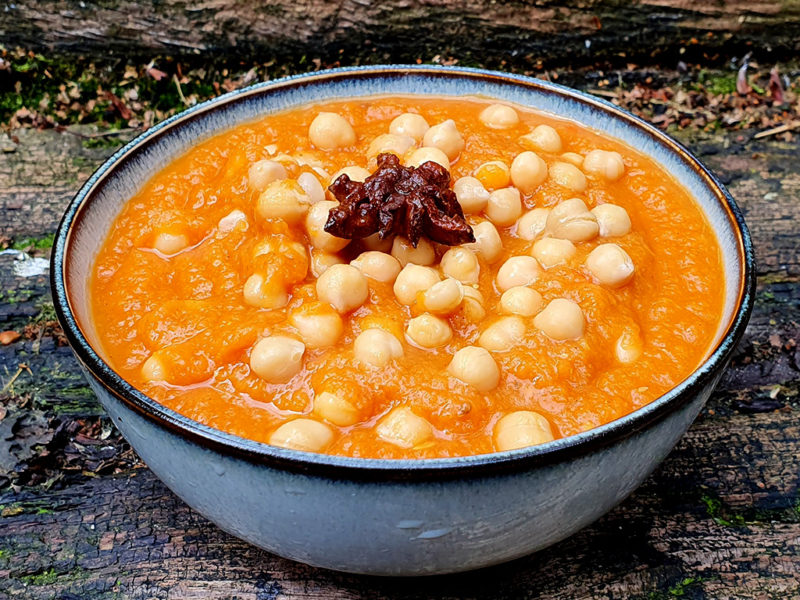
[55,66,753,471]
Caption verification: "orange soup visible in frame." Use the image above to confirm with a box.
[90,95,724,458]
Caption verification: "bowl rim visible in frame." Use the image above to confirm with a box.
[51,64,756,482]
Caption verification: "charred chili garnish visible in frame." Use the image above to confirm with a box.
[324,153,475,247]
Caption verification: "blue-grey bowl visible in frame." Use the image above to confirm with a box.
[52,65,755,576]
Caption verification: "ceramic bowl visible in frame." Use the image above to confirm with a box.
[52,65,755,576]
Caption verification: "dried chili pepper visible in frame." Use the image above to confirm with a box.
[324,153,475,247]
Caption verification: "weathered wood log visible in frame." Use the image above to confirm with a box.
[1,1,799,62]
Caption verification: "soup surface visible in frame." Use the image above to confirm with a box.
[90,95,724,458]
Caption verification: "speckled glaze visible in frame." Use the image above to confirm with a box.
[52,66,755,576]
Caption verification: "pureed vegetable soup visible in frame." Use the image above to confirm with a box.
[91,95,724,458]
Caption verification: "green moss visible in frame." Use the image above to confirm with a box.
[701,493,746,527]
[11,233,55,251]
[19,568,60,586]
[668,577,704,596]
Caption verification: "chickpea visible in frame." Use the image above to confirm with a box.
[393,264,440,305]
[367,133,416,162]
[289,303,344,348]
[422,119,464,161]
[316,263,370,313]
[363,232,394,253]
[474,160,511,190]
[406,313,453,348]
[354,328,404,368]
[447,346,500,392]
[583,149,625,181]
[250,335,306,383]
[549,161,587,193]
[441,247,480,284]
[314,391,360,427]
[351,251,402,283]
[256,179,312,224]
[305,201,350,253]
[310,249,345,278]
[248,159,287,192]
[269,418,334,453]
[478,316,526,352]
[533,298,585,341]
[462,286,487,322]
[496,256,541,292]
[532,238,577,268]
[391,236,436,267]
[486,188,523,226]
[390,112,430,142]
[308,112,356,150]
[510,151,548,194]
[406,147,450,170]
[520,125,562,154]
[585,243,635,287]
[591,203,632,237]
[141,354,165,381]
[560,152,585,167]
[453,176,490,214]
[464,221,503,263]
[376,407,433,449]
[243,272,289,309]
[500,286,543,317]
[615,327,643,363]
[546,198,599,242]
[297,172,325,204]
[218,209,248,233]
[330,165,371,185]
[422,278,464,314]
[494,411,554,451]
[153,231,189,255]
[479,103,520,129]
[516,208,550,241]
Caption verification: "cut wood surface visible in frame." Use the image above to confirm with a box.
[1,110,799,597]
[1,1,799,61]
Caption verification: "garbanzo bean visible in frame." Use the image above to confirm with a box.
[289,302,344,348]
[313,391,360,426]
[351,251,402,283]
[354,328,404,368]
[479,103,520,129]
[376,407,433,448]
[256,179,312,224]
[585,243,635,287]
[591,203,632,237]
[510,151,548,194]
[499,286,543,317]
[520,124,562,153]
[465,221,504,263]
[308,112,356,150]
[269,418,334,452]
[390,112,430,142]
[422,278,464,314]
[391,236,436,266]
[478,316,526,352]
[217,209,248,233]
[532,238,577,268]
[248,159,288,192]
[447,346,500,392]
[475,160,511,190]
[250,335,306,383]
[406,313,453,348]
[153,231,189,255]
[441,247,480,284]
[560,152,585,167]
[406,146,450,169]
[393,264,440,305]
[549,161,587,193]
[362,232,393,253]
[615,327,643,364]
[496,255,541,292]
[486,188,523,227]
[494,411,554,451]
[330,165,371,184]
[583,149,625,181]
[422,119,464,161]
[516,208,550,241]
[533,298,585,340]
[305,200,350,253]
[453,176,490,214]
[366,133,416,162]
[462,286,487,322]
[297,172,325,204]
[141,354,165,381]
[316,263,370,313]
[310,250,345,278]
[546,198,599,242]
[243,272,289,309]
